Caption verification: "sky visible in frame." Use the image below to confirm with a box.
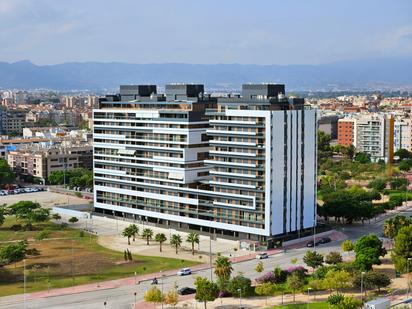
[0,0,411,65]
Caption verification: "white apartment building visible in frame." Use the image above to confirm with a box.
[394,118,412,152]
[93,84,317,247]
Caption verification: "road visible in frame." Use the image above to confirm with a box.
[0,206,411,309]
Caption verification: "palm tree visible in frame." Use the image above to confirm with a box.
[214,255,233,282]
[129,224,139,241]
[186,232,200,255]
[170,234,182,254]
[142,228,154,245]
[155,233,167,252]
[122,226,133,245]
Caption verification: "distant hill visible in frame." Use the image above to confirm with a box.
[0,58,411,91]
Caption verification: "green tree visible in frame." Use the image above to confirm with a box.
[0,208,5,227]
[142,228,154,245]
[323,269,352,292]
[194,277,218,309]
[303,250,324,271]
[255,283,276,305]
[399,160,411,171]
[325,251,343,265]
[8,201,50,230]
[341,240,354,254]
[227,274,253,297]
[122,226,133,245]
[383,215,412,239]
[287,272,304,302]
[144,286,163,306]
[341,295,362,309]
[68,217,78,224]
[214,255,233,282]
[51,213,61,221]
[0,241,28,265]
[354,271,391,292]
[395,148,412,160]
[155,233,167,252]
[354,234,386,271]
[391,225,412,272]
[255,261,264,273]
[367,178,387,192]
[186,232,200,255]
[129,224,139,241]
[354,152,371,164]
[0,159,15,187]
[170,234,182,254]
[390,177,408,190]
[318,130,331,152]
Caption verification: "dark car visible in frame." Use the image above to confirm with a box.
[319,237,331,244]
[178,287,196,295]
[306,240,320,247]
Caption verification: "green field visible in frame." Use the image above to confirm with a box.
[0,217,199,297]
[272,302,329,309]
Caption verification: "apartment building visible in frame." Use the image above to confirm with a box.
[0,108,26,135]
[93,84,317,246]
[7,143,93,180]
[394,118,412,152]
[337,113,394,162]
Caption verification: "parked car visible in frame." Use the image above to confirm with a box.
[319,237,331,244]
[177,268,192,276]
[256,252,269,259]
[178,287,196,295]
[306,240,321,247]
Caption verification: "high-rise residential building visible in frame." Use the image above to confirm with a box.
[93,83,317,247]
[394,118,412,152]
[0,108,27,135]
[337,113,394,162]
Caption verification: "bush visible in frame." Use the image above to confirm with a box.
[284,265,307,277]
[227,275,253,297]
[327,293,344,305]
[35,229,50,241]
[10,224,23,231]
[313,265,333,279]
[325,251,343,264]
[256,272,277,284]
[79,230,85,237]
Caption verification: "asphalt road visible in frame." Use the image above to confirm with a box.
[0,207,411,309]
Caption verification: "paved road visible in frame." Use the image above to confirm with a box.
[0,206,410,309]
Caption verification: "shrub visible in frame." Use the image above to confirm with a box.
[256,272,277,284]
[325,251,343,264]
[227,275,253,297]
[35,229,50,241]
[327,293,344,305]
[79,230,85,237]
[10,224,23,231]
[273,266,287,283]
[284,265,307,277]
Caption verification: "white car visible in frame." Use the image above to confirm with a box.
[256,252,269,259]
[177,268,192,276]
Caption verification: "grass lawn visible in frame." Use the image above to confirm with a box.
[0,218,199,297]
[272,302,329,308]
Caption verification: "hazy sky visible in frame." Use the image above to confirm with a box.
[0,0,411,65]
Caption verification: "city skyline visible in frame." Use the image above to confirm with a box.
[0,0,411,65]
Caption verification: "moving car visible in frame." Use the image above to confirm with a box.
[256,252,269,259]
[178,287,196,295]
[177,268,192,276]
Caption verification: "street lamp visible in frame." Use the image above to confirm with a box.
[23,259,26,309]
[407,257,412,298]
[103,301,107,309]
[360,271,365,301]
[237,288,242,308]
[134,292,137,306]
[307,287,312,309]
[161,271,164,309]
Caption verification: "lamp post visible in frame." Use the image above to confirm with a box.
[103,301,107,309]
[237,288,242,308]
[407,257,412,299]
[134,292,137,307]
[307,288,312,309]
[23,259,26,309]
[134,272,137,285]
[161,271,164,309]
[313,219,317,251]
[360,271,365,301]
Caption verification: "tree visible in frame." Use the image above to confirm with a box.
[354,152,371,164]
[227,274,253,297]
[8,201,50,230]
[395,148,412,160]
[170,234,182,254]
[68,217,79,224]
[51,213,61,221]
[129,224,139,241]
[391,225,412,272]
[399,160,411,171]
[340,296,362,309]
[0,159,15,187]
[164,288,179,306]
[214,255,233,282]
[0,241,28,265]
[323,269,352,292]
[255,261,264,273]
[144,286,163,306]
[354,271,391,292]
[325,251,343,265]
[155,233,167,252]
[390,177,408,190]
[354,234,386,271]
[368,178,387,192]
[255,283,276,305]
[0,208,5,227]
[341,240,354,254]
[186,232,200,255]
[303,250,324,271]
[122,226,133,245]
[194,277,218,309]
[287,272,304,302]
[142,228,154,245]
[383,215,412,239]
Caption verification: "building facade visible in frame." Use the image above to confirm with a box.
[93,84,317,246]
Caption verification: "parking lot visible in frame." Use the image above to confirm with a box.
[0,189,88,207]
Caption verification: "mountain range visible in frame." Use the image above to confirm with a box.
[0,58,411,91]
